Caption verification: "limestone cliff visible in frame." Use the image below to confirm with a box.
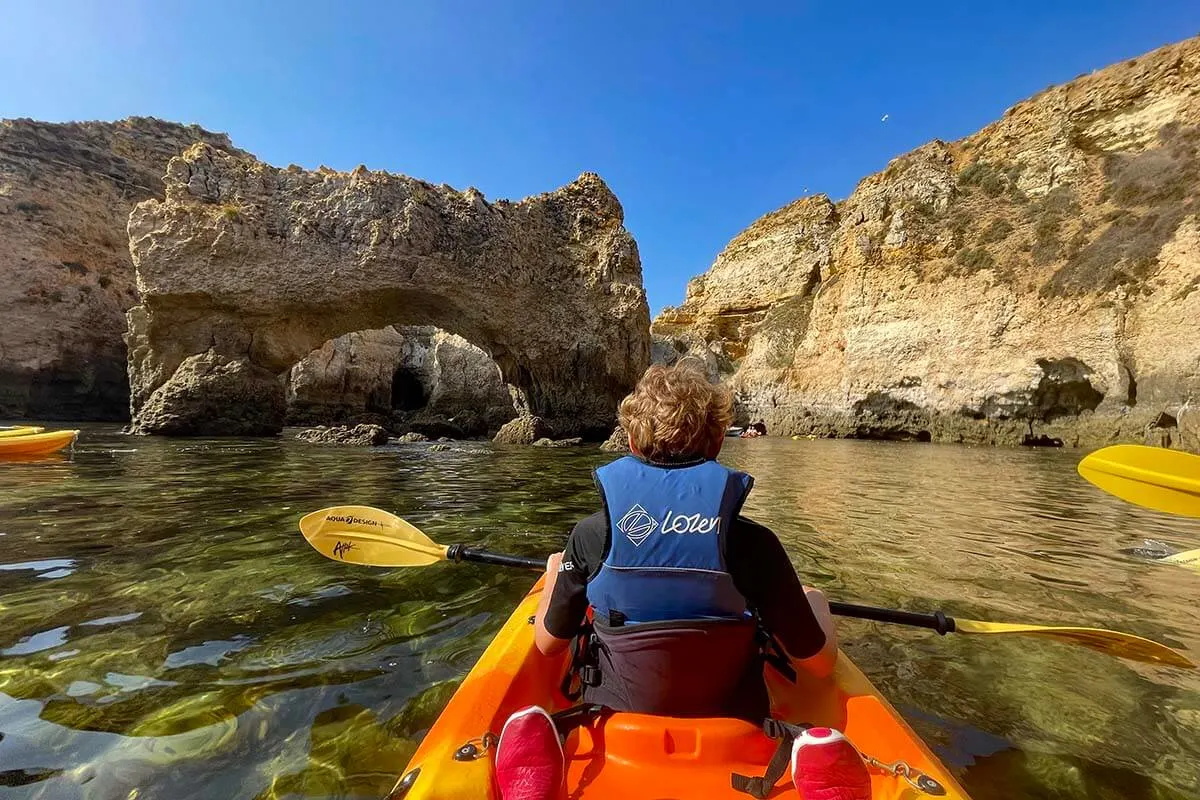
[656,37,1200,450]
[126,145,650,436]
[0,117,238,420]
[286,325,516,436]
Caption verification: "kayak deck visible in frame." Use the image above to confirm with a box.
[0,429,78,457]
[392,579,969,799]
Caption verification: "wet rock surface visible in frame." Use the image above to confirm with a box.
[296,424,390,446]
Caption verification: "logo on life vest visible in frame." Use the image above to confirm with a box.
[616,504,658,546]
[661,511,721,534]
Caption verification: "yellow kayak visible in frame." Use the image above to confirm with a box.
[389,578,970,799]
[0,429,79,457]
[0,425,45,438]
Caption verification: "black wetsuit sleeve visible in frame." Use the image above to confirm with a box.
[727,517,826,659]
[543,511,608,640]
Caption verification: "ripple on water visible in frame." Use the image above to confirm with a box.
[0,427,1198,798]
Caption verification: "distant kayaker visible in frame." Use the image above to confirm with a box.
[492,362,851,800]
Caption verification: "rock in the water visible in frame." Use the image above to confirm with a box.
[0,117,240,421]
[128,350,284,436]
[532,437,584,447]
[296,424,389,446]
[428,443,452,452]
[395,431,429,443]
[493,416,550,445]
[600,425,631,453]
[653,37,1200,451]
[125,148,650,437]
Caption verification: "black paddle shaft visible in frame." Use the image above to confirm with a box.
[445,545,959,635]
[829,602,957,635]
[446,544,544,571]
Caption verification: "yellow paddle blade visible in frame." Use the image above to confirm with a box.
[1078,445,1200,518]
[1162,548,1200,572]
[299,505,448,567]
[954,618,1195,669]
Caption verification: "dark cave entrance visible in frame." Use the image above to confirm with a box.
[391,367,429,411]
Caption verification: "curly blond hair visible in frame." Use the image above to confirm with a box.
[618,362,733,462]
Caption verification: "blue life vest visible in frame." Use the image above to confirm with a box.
[586,456,753,624]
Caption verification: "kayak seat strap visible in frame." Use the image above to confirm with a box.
[755,623,797,683]
[560,622,601,701]
[730,719,810,799]
[550,704,610,738]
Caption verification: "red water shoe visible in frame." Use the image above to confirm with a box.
[494,705,565,800]
[791,726,871,800]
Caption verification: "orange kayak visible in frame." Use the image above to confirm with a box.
[0,429,79,457]
[390,578,970,799]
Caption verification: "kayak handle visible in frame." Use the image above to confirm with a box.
[829,602,956,635]
[447,544,545,571]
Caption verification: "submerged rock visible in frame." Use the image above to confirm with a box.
[394,432,430,443]
[532,437,584,447]
[296,424,389,446]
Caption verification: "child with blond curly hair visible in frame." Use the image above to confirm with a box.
[492,362,849,800]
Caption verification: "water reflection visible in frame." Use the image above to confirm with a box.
[0,427,1196,798]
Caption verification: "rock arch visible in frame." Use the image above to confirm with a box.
[125,143,651,436]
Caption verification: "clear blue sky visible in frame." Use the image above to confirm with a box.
[3,2,1197,315]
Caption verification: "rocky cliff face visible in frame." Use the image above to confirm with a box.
[126,144,650,436]
[656,37,1200,451]
[0,117,238,420]
[286,325,516,436]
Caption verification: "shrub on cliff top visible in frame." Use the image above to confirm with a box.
[979,219,1014,245]
[953,247,995,275]
[958,161,1007,197]
[1040,125,1199,297]
[1043,210,1180,297]
[1106,123,1198,205]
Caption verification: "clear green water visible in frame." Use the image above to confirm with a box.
[0,426,1198,800]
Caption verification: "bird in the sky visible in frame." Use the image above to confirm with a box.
[881,113,890,123]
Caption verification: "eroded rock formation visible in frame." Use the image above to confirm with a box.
[656,37,1200,450]
[0,117,238,419]
[286,325,515,436]
[126,146,650,436]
